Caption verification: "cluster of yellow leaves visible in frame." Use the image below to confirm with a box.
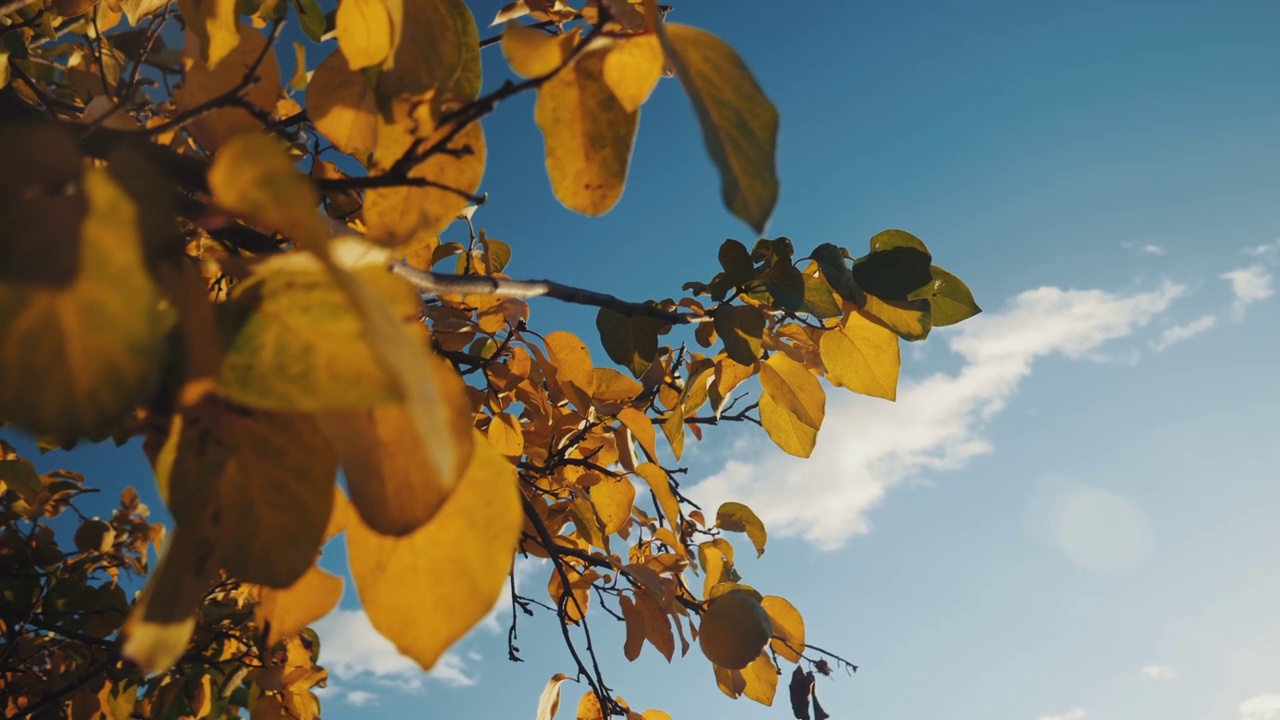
[0,0,981,716]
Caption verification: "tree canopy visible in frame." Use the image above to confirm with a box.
[0,0,981,717]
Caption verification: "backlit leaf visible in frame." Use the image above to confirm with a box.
[714,663,746,698]
[742,652,779,706]
[255,564,344,645]
[377,0,478,110]
[0,168,168,444]
[502,23,576,78]
[177,0,237,69]
[308,49,379,158]
[810,243,865,305]
[860,294,931,341]
[602,33,662,112]
[545,330,596,413]
[591,474,635,534]
[536,48,638,215]
[716,501,766,557]
[173,24,281,152]
[761,595,805,663]
[758,353,824,458]
[636,463,680,535]
[659,23,778,233]
[208,133,327,245]
[577,690,604,720]
[120,527,215,673]
[348,433,520,673]
[336,0,392,70]
[536,673,575,720]
[819,310,900,400]
[487,411,525,457]
[617,407,657,462]
[909,265,982,326]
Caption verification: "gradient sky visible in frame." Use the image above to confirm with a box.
[6,1,1280,719]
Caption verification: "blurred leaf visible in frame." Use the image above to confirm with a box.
[255,564,344,645]
[177,0,237,69]
[336,0,392,70]
[308,49,379,158]
[173,23,280,152]
[659,24,778,233]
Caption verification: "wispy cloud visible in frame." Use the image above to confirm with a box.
[311,609,479,692]
[1122,241,1168,256]
[1243,240,1279,257]
[345,690,378,707]
[1040,709,1087,720]
[1151,314,1216,352]
[1239,692,1280,720]
[692,283,1184,549]
[1140,664,1178,680]
[1221,265,1273,321]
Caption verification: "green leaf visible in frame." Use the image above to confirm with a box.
[0,167,170,444]
[851,246,933,300]
[659,24,779,233]
[909,265,981,327]
[870,228,931,258]
[596,307,661,377]
[713,304,765,366]
[800,274,841,319]
[292,0,327,42]
[810,243,865,305]
[0,460,41,494]
[481,234,512,273]
[716,501,767,557]
[861,295,932,341]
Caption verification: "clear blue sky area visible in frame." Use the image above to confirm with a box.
[5,1,1279,718]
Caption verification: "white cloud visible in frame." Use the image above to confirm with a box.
[1243,240,1279,257]
[1239,692,1280,720]
[311,609,479,691]
[1140,664,1177,680]
[692,282,1184,549]
[1151,314,1216,351]
[1220,265,1274,321]
[345,690,378,707]
[1121,241,1167,256]
[1040,709,1087,720]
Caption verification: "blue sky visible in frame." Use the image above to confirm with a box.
[6,0,1280,718]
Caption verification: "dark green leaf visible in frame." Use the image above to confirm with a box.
[801,274,841,319]
[718,239,755,286]
[596,307,661,377]
[810,243,865,306]
[851,246,933,300]
[292,0,327,43]
[714,304,765,366]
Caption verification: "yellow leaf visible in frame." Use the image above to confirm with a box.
[641,712,672,720]
[121,528,217,673]
[545,330,596,412]
[859,294,932,341]
[761,595,805,663]
[487,411,525,458]
[255,564,343,645]
[307,49,379,158]
[364,118,487,245]
[713,663,746,698]
[820,310,900,401]
[632,587,674,661]
[658,23,778,233]
[177,0,238,70]
[577,690,604,720]
[535,48,638,215]
[635,463,680,535]
[698,589,773,670]
[617,407,656,463]
[377,0,479,110]
[709,356,755,418]
[698,539,731,598]
[207,133,327,245]
[503,23,577,78]
[758,353,825,458]
[289,41,309,91]
[336,0,392,70]
[536,673,575,720]
[741,651,779,706]
[715,501,766,557]
[590,474,635,534]
[620,594,645,661]
[174,23,281,152]
[0,166,168,444]
[346,434,520,672]
[592,367,643,403]
[601,33,662,112]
